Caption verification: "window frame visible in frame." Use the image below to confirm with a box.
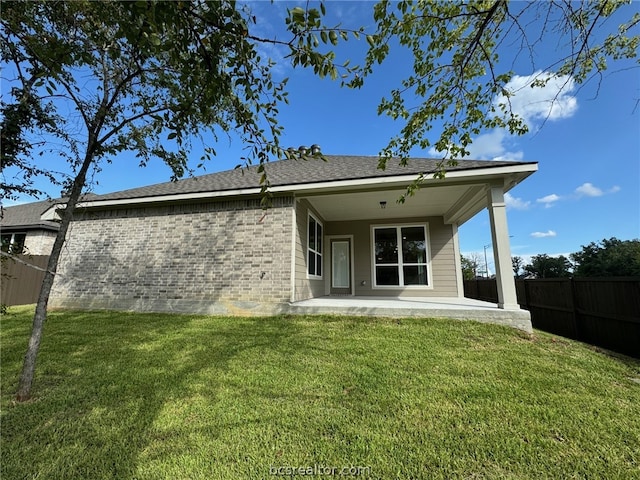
[306,212,323,279]
[370,223,432,289]
[1,232,27,254]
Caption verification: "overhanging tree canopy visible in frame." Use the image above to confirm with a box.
[366,1,638,157]
[0,0,333,401]
[1,0,295,202]
[291,0,638,193]
[2,0,638,401]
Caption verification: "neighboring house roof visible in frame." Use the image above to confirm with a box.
[90,155,535,202]
[0,199,62,231]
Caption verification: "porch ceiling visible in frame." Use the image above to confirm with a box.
[301,183,484,223]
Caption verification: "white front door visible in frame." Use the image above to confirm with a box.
[331,239,351,294]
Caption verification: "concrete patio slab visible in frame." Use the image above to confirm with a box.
[288,296,532,333]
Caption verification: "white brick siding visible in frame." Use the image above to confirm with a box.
[50,196,294,315]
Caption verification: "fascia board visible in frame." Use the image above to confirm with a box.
[444,167,538,225]
[72,187,264,210]
[0,223,59,232]
[275,163,538,194]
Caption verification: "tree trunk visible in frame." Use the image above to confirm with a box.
[16,149,95,401]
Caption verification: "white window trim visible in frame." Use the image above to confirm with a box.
[306,212,323,280]
[370,223,433,289]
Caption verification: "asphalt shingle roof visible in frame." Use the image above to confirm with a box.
[1,156,534,227]
[94,155,532,201]
[0,199,61,230]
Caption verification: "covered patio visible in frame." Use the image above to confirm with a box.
[288,296,532,333]
[293,160,538,311]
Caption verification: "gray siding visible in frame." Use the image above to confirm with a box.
[293,199,326,301]
[325,216,459,297]
[51,196,294,315]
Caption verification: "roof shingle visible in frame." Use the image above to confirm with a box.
[1,156,535,226]
[94,155,531,201]
[0,199,61,230]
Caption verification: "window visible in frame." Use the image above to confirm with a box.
[1,233,27,254]
[307,213,323,278]
[373,225,429,287]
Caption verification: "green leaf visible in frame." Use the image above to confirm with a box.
[291,6,305,24]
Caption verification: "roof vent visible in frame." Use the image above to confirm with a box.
[287,145,321,157]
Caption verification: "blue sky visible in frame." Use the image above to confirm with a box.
[4,1,639,272]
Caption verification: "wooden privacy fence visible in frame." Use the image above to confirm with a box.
[1,255,49,306]
[464,278,640,358]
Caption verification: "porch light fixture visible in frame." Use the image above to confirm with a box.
[380,201,387,209]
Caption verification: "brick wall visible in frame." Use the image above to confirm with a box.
[25,229,56,255]
[50,196,294,315]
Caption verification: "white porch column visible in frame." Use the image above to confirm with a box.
[487,184,519,310]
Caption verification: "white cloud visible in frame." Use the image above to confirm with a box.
[505,192,530,210]
[536,193,561,208]
[492,151,525,161]
[537,193,560,203]
[575,182,603,197]
[574,182,621,198]
[460,129,505,158]
[429,128,523,160]
[432,71,578,161]
[466,129,524,160]
[530,230,557,238]
[495,71,578,127]
[428,70,579,163]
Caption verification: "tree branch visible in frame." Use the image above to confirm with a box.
[459,0,505,75]
[96,106,171,145]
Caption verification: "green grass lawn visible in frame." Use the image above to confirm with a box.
[2,307,639,479]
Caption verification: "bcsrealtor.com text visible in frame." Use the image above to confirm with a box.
[269,464,372,476]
